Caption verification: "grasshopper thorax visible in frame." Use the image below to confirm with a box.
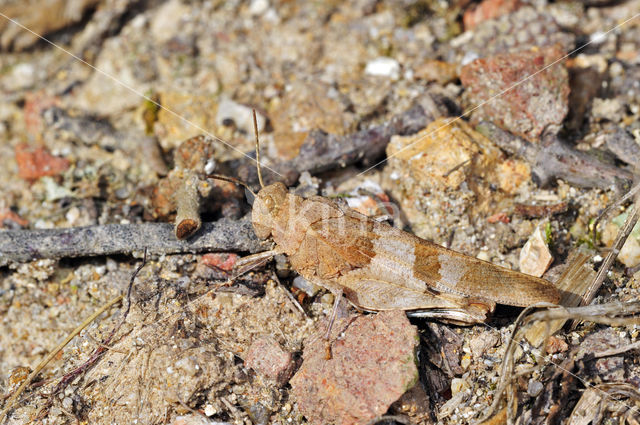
[252,182,288,239]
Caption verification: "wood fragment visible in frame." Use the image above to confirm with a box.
[602,127,640,168]
[569,383,640,425]
[174,172,202,239]
[514,202,568,218]
[0,217,264,267]
[231,103,440,186]
[591,340,640,358]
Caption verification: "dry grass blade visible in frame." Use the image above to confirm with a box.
[582,183,640,309]
[525,250,595,346]
[0,253,147,423]
[0,295,123,423]
[480,300,640,425]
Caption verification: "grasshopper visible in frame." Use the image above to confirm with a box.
[213,112,560,325]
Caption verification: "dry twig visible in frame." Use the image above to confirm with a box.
[0,217,264,266]
[475,121,633,190]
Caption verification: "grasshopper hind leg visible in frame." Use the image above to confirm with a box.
[231,249,280,279]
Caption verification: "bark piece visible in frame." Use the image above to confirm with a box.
[233,102,441,187]
[514,202,568,218]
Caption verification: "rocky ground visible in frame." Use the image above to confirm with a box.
[1,0,640,424]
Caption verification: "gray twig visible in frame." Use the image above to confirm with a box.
[0,216,264,266]
[475,121,633,190]
[232,102,441,186]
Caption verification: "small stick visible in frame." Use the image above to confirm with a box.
[174,173,202,239]
[252,109,265,189]
[0,295,124,422]
[475,121,633,190]
[0,218,263,266]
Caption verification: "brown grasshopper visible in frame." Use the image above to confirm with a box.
[213,113,560,325]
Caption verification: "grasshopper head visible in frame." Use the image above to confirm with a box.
[252,182,288,239]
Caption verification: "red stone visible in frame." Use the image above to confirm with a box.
[200,253,239,272]
[291,311,419,425]
[463,0,522,30]
[487,212,510,224]
[0,208,28,228]
[244,336,295,386]
[460,44,570,143]
[15,144,70,181]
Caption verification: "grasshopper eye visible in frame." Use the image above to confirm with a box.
[263,195,275,211]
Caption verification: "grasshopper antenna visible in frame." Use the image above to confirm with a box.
[253,109,265,189]
[207,174,257,198]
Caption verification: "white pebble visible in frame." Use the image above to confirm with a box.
[365,57,400,80]
[249,0,269,15]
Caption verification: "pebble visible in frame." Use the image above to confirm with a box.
[414,60,458,85]
[519,225,553,277]
[320,292,334,307]
[203,404,216,416]
[292,276,321,297]
[545,335,569,354]
[344,180,392,218]
[172,415,230,425]
[11,63,36,89]
[451,378,470,395]
[15,144,70,182]
[249,0,269,16]
[386,119,485,191]
[365,57,400,80]
[42,177,74,202]
[463,0,522,31]
[290,311,418,425]
[591,98,624,122]
[476,251,490,262]
[215,97,266,135]
[244,336,295,386]
[461,44,570,143]
[150,0,191,43]
[460,354,472,370]
[469,331,500,357]
[527,380,543,397]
